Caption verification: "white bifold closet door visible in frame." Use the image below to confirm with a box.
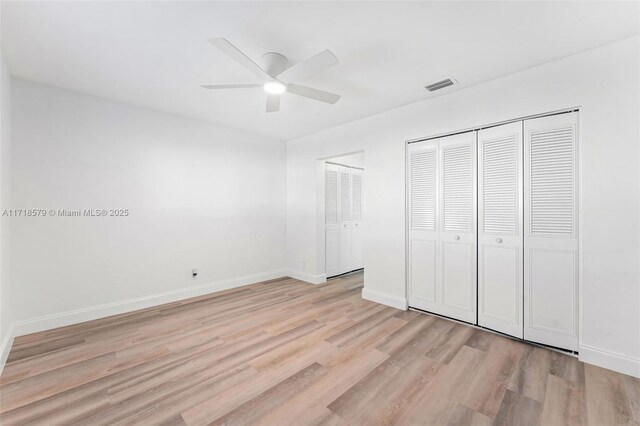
[325,164,340,278]
[350,169,364,270]
[524,112,579,351]
[408,139,439,312]
[408,132,477,323]
[439,132,477,323]
[478,122,524,338]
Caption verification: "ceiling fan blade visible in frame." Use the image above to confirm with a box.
[286,83,341,104]
[201,83,263,89]
[277,49,338,81]
[266,94,280,113]
[209,38,271,81]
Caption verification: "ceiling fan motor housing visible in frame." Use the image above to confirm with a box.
[262,52,288,77]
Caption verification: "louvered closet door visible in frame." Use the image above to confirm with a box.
[350,169,364,270]
[524,112,579,351]
[478,122,524,338]
[439,132,477,323]
[339,167,352,275]
[325,164,340,277]
[408,140,439,312]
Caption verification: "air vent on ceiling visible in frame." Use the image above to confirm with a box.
[425,78,455,92]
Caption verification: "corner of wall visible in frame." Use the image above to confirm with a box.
[579,344,640,378]
[286,269,326,285]
[362,288,408,311]
[0,323,14,374]
[0,38,14,376]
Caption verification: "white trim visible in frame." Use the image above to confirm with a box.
[324,161,364,171]
[0,324,15,375]
[577,109,585,370]
[12,270,287,337]
[406,107,580,144]
[287,269,326,285]
[362,288,408,311]
[579,344,640,378]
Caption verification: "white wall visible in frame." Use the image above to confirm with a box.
[286,36,640,377]
[10,79,286,332]
[0,39,14,365]
[326,152,365,169]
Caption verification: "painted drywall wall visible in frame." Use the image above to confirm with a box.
[10,79,286,331]
[0,43,13,365]
[286,36,640,376]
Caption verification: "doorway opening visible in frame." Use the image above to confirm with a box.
[323,152,364,279]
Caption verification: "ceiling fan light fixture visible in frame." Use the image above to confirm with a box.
[204,39,341,112]
[263,80,286,94]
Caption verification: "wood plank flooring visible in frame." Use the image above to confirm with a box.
[1,271,638,425]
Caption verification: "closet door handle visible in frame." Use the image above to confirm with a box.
[454,235,460,240]
[496,238,503,244]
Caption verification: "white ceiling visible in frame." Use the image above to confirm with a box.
[2,1,638,141]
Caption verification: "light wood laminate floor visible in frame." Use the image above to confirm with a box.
[1,272,639,425]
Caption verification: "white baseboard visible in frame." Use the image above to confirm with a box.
[6,272,639,381]
[286,269,326,285]
[12,269,287,337]
[0,324,15,375]
[362,288,408,311]
[579,343,640,378]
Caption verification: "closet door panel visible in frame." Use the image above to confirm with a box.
[349,222,363,271]
[438,132,477,323]
[441,241,475,315]
[350,170,364,270]
[524,112,579,351]
[410,239,437,306]
[527,248,577,334]
[325,231,340,276]
[481,245,520,329]
[478,122,523,338]
[325,165,340,277]
[339,167,351,275]
[408,141,439,312]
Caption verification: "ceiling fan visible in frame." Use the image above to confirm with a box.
[202,38,341,113]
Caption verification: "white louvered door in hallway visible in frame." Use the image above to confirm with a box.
[478,122,524,338]
[326,163,364,278]
[339,168,351,274]
[350,169,364,270]
[524,112,579,351]
[438,132,477,323]
[325,164,340,278]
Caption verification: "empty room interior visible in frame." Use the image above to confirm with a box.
[0,1,639,425]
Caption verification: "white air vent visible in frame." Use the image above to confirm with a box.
[426,78,455,92]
